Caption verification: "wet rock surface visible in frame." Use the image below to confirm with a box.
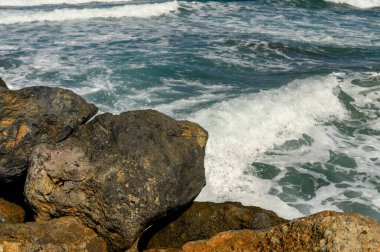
[0,198,25,224]
[0,216,107,252]
[163,211,380,252]
[25,110,208,251]
[0,86,98,182]
[140,201,287,250]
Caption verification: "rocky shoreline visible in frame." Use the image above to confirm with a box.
[0,78,379,251]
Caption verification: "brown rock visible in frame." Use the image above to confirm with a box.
[0,198,25,224]
[144,249,180,252]
[140,201,287,250]
[178,211,380,252]
[0,86,98,182]
[25,110,208,251]
[0,216,107,252]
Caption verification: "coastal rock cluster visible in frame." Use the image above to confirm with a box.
[0,78,379,252]
[0,79,207,251]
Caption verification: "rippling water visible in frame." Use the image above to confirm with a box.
[1,0,380,221]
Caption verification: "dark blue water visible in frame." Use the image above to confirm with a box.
[1,0,380,221]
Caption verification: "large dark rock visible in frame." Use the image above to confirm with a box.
[140,201,288,250]
[0,86,98,182]
[0,77,7,89]
[0,217,107,252]
[25,110,208,251]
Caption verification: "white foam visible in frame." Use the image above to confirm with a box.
[0,1,179,24]
[191,74,348,219]
[0,45,17,51]
[325,0,380,8]
[0,0,131,7]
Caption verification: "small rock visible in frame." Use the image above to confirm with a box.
[0,198,25,224]
[140,201,287,250]
[0,86,98,182]
[178,211,380,252]
[0,216,107,252]
[0,77,7,89]
[25,110,208,251]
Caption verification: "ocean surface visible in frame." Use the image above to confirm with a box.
[1,0,380,221]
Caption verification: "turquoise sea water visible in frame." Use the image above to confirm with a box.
[1,0,380,221]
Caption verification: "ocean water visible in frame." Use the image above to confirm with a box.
[1,0,380,221]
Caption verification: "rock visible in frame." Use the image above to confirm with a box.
[0,198,25,224]
[0,216,107,252]
[0,86,98,182]
[0,77,7,89]
[25,110,208,251]
[139,201,287,250]
[176,211,380,252]
[144,249,179,252]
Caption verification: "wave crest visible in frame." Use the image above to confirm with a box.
[325,0,380,8]
[0,1,179,24]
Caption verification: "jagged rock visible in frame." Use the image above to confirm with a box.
[171,211,380,252]
[0,86,98,182]
[25,110,208,251]
[0,198,25,224]
[140,201,287,250]
[0,77,7,89]
[0,216,107,252]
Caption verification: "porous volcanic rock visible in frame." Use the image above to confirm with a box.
[0,198,25,224]
[140,201,287,250]
[175,211,380,252]
[25,110,208,251]
[0,216,107,252]
[0,86,98,182]
[0,77,7,89]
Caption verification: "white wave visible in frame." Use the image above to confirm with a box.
[325,0,380,8]
[0,0,131,7]
[0,45,17,51]
[191,74,349,219]
[0,1,179,24]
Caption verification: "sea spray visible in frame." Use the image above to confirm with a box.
[191,74,348,219]
[193,72,380,220]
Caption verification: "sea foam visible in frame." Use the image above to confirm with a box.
[191,74,349,219]
[0,1,179,24]
[325,0,380,8]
